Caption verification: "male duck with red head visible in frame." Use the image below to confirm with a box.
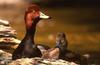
[12,4,50,60]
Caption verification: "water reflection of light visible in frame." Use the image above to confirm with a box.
[48,34,55,41]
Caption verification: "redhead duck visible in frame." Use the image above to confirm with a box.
[12,4,51,60]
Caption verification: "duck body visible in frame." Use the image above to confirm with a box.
[55,32,68,59]
[12,4,50,60]
[12,39,42,60]
[12,18,42,60]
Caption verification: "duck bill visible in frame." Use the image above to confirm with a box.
[39,12,50,19]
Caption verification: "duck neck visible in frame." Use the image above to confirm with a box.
[25,17,40,40]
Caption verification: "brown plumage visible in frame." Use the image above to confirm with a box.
[42,32,88,65]
[42,32,68,59]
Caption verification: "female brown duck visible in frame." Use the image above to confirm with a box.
[12,4,50,60]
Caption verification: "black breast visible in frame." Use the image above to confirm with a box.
[12,37,42,60]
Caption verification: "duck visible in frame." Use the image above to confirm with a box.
[42,32,68,59]
[12,4,51,60]
[42,32,88,65]
[55,33,88,65]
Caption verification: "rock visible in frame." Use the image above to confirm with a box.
[0,19,21,49]
[0,25,17,35]
[8,58,78,65]
[0,37,20,44]
[0,50,12,65]
[0,19,9,26]
[0,49,78,65]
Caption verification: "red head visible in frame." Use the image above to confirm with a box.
[25,4,50,29]
[25,4,50,20]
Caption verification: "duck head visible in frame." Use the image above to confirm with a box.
[24,4,50,29]
[55,32,68,50]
